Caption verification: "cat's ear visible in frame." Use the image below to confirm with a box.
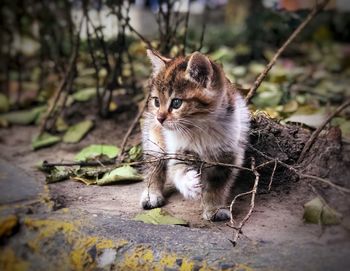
[147,49,171,77]
[185,52,213,87]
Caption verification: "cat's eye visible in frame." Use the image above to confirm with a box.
[153,97,160,108]
[171,98,182,109]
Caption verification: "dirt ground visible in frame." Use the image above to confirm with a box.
[0,109,349,247]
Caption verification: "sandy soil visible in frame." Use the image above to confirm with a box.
[0,110,349,246]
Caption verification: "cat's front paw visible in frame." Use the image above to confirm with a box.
[140,190,165,209]
[179,170,202,200]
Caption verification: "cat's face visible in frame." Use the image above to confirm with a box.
[146,50,225,131]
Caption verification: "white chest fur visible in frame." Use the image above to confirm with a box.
[163,94,250,160]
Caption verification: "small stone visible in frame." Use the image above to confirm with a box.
[192,256,203,261]
[175,258,183,266]
[97,248,117,268]
[220,262,235,270]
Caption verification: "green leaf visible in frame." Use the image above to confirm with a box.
[134,208,188,226]
[55,117,69,132]
[252,82,282,108]
[128,145,142,162]
[285,106,327,129]
[75,166,110,179]
[72,88,99,102]
[63,120,94,143]
[45,166,72,184]
[249,62,265,75]
[0,93,10,113]
[79,68,96,77]
[75,76,96,88]
[75,144,120,161]
[209,47,236,62]
[282,100,299,113]
[96,165,142,185]
[72,176,97,185]
[1,105,46,125]
[32,132,61,150]
[16,37,40,56]
[303,197,342,225]
[231,66,247,78]
[269,66,288,83]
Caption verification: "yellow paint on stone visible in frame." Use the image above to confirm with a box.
[234,263,255,271]
[70,236,124,271]
[158,254,177,269]
[0,248,29,271]
[9,217,228,271]
[117,245,215,271]
[179,258,195,271]
[120,246,155,270]
[23,218,125,271]
[0,215,18,238]
[24,218,76,239]
[70,236,98,271]
[39,184,54,210]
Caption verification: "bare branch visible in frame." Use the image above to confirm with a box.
[230,158,260,246]
[117,95,150,162]
[245,0,330,103]
[297,99,350,163]
[249,145,350,194]
[38,17,83,136]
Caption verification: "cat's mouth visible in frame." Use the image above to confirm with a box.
[159,120,177,131]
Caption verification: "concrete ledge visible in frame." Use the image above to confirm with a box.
[1,160,350,271]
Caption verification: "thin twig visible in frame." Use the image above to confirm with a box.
[197,4,208,52]
[126,19,153,49]
[117,95,150,162]
[38,17,83,136]
[42,152,253,173]
[245,0,330,103]
[297,99,350,163]
[42,159,115,168]
[181,0,190,55]
[42,146,350,194]
[84,2,101,110]
[249,145,350,194]
[230,158,260,246]
[268,159,277,191]
[229,191,253,224]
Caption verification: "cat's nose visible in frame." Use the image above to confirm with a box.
[157,115,166,124]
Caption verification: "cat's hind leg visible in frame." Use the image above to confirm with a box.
[201,166,233,221]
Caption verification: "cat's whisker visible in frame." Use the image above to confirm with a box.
[177,119,212,138]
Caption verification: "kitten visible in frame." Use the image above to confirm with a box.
[140,50,250,221]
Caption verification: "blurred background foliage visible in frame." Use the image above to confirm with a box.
[0,0,350,148]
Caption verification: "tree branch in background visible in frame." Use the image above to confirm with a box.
[197,4,208,52]
[38,17,83,136]
[182,1,191,55]
[126,22,153,49]
[245,0,330,103]
[117,95,150,162]
[297,99,350,163]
